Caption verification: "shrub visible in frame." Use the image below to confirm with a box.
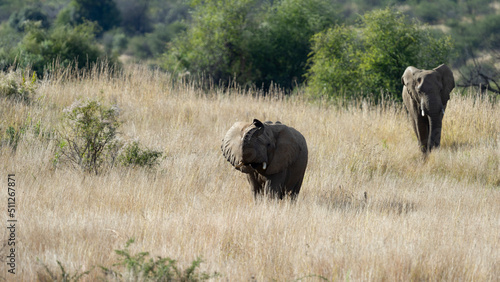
[37,260,92,282]
[8,5,50,32]
[116,0,152,35]
[3,125,26,152]
[1,110,54,153]
[306,8,454,101]
[412,0,457,24]
[163,0,338,90]
[101,238,220,281]
[249,0,338,89]
[118,141,163,169]
[56,99,121,174]
[127,22,186,60]
[55,99,164,173]
[102,29,129,56]
[56,0,121,34]
[38,239,219,281]
[0,70,37,102]
[1,22,119,76]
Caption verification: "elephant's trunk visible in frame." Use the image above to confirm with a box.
[427,111,443,152]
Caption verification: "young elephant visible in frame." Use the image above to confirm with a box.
[401,64,455,154]
[221,119,308,200]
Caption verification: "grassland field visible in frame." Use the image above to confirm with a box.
[0,65,499,281]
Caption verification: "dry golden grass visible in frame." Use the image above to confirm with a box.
[1,65,499,281]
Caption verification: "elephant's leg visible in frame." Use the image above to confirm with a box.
[264,171,287,199]
[416,114,430,153]
[247,172,264,199]
[289,179,303,201]
[407,101,424,151]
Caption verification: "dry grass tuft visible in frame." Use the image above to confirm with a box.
[1,65,499,280]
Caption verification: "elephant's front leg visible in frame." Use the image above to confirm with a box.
[264,171,287,199]
[247,172,265,199]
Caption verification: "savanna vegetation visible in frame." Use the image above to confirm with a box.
[0,65,499,280]
[1,0,500,97]
[1,0,500,280]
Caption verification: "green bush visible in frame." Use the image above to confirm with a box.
[102,29,129,56]
[1,116,54,153]
[128,22,186,60]
[1,22,118,76]
[306,8,454,101]
[117,0,152,35]
[38,260,92,282]
[8,5,50,32]
[3,125,26,152]
[56,0,121,34]
[0,70,36,102]
[455,13,500,51]
[56,99,121,174]
[118,141,163,169]
[38,238,219,281]
[249,0,338,89]
[102,238,220,281]
[163,0,338,90]
[55,99,164,173]
[412,0,457,24]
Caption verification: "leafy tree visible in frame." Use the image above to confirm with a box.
[163,0,338,90]
[8,5,50,31]
[163,0,262,85]
[306,8,454,101]
[409,0,458,24]
[148,0,191,25]
[450,13,500,52]
[0,24,24,70]
[116,0,152,35]
[127,22,186,59]
[250,0,338,89]
[56,0,121,34]
[0,22,118,75]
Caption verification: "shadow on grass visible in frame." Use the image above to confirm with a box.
[441,140,473,152]
[316,186,417,215]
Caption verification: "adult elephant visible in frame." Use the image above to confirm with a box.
[221,119,308,200]
[401,64,455,154]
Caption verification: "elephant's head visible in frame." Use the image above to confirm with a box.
[222,119,299,175]
[402,64,455,152]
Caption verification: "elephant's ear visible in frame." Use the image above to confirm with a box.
[402,66,419,86]
[221,122,249,168]
[265,126,301,175]
[434,64,455,106]
[253,119,265,128]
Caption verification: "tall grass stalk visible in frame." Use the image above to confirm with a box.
[1,65,499,281]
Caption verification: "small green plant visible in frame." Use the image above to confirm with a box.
[57,99,121,174]
[118,141,163,169]
[1,117,54,152]
[101,238,220,281]
[4,125,26,151]
[0,70,37,102]
[37,259,93,282]
[37,239,219,281]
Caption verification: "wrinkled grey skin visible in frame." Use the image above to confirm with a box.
[222,119,308,200]
[401,64,455,154]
